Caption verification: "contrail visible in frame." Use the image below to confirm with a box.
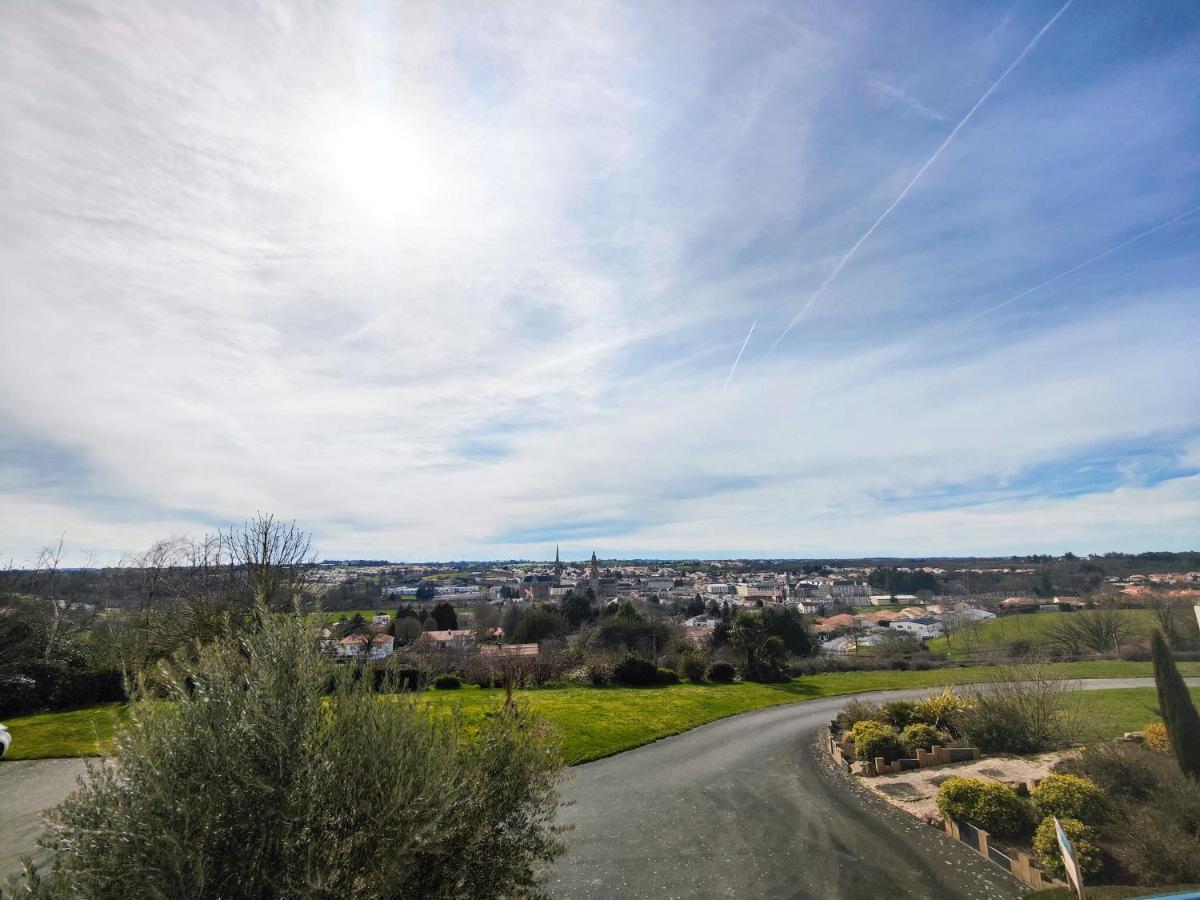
[765,0,1076,358]
[958,203,1200,325]
[722,320,757,390]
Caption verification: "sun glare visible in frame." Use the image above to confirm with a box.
[329,109,437,222]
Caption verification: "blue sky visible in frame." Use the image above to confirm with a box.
[1,0,1197,565]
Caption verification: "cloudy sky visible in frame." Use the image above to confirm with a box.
[2,0,1198,565]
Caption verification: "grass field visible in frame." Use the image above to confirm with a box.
[6,659,1195,764]
[926,609,1157,659]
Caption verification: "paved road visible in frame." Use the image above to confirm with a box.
[0,758,90,882]
[549,677,1188,900]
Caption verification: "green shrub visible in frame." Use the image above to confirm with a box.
[900,723,941,754]
[836,699,884,730]
[677,649,708,683]
[854,726,906,765]
[1031,774,1107,825]
[880,700,915,729]
[15,611,564,898]
[706,662,736,683]
[433,674,462,690]
[655,668,680,685]
[1111,772,1200,885]
[1033,816,1103,880]
[911,688,972,731]
[1054,742,1164,803]
[846,719,890,745]
[936,777,1029,838]
[613,657,659,686]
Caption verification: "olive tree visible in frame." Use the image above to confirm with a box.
[17,611,564,899]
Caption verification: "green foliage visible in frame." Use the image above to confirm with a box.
[706,661,736,683]
[730,613,790,682]
[959,665,1081,753]
[852,723,906,764]
[760,606,815,657]
[1031,774,1108,825]
[880,700,915,729]
[612,657,659,686]
[656,668,680,685]
[911,687,972,731]
[835,699,883,730]
[936,777,1030,838]
[560,592,595,630]
[1151,630,1200,778]
[433,673,462,690]
[899,723,941,754]
[17,611,563,899]
[429,601,458,630]
[511,606,567,644]
[1033,817,1103,880]
[414,583,437,601]
[676,648,708,683]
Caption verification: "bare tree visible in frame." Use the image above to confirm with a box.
[222,513,315,612]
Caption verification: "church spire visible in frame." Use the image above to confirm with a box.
[554,545,563,578]
[589,550,599,594]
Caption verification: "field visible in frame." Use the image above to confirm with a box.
[926,609,1157,659]
[5,659,1196,764]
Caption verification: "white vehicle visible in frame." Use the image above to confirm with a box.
[0,724,10,758]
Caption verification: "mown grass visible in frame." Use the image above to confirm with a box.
[4,660,1196,764]
[3,703,130,761]
[1073,687,1200,740]
[926,609,1157,659]
[1029,886,1199,899]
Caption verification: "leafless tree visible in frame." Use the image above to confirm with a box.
[222,513,316,612]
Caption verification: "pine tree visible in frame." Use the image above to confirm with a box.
[1151,629,1200,778]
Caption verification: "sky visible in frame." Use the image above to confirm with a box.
[1,0,1198,566]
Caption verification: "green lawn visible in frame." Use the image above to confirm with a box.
[1029,886,1199,899]
[927,609,1157,659]
[3,704,130,761]
[1073,687,1200,740]
[4,660,1195,764]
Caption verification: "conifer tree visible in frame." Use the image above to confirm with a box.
[1151,629,1200,778]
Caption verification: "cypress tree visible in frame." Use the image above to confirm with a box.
[1151,629,1200,778]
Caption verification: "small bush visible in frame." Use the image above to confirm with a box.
[847,719,890,745]
[1143,722,1169,752]
[854,726,906,765]
[911,688,972,731]
[656,668,680,685]
[1111,770,1200,885]
[1031,774,1107,825]
[433,674,461,690]
[880,700,915,729]
[900,723,941,754]
[613,657,659,686]
[836,699,884,731]
[706,662,736,683]
[1033,817,1103,880]
[936,777,1029,838]
[1007,638,1035,658]
[677,649,708,683]
[1054,742,1164,803]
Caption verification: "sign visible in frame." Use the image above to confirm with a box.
[1054,817,1085,900]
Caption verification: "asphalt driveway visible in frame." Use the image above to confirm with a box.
[0,758,90,883]
[548,677,1187,900]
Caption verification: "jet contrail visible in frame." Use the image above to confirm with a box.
[722,320,757,390]
[958,203,1200,325]
[765,0,1076,358]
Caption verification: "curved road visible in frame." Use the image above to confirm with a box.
[549,677,1189,900]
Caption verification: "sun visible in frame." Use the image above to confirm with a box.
[329,108,437,222]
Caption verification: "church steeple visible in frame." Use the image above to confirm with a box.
[554,545,563,579]
[588,550,599,594]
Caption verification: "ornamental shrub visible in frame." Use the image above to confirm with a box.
[433,674,461,690]
[911,688,972,731]
[1143,721,1169,752]
[1033,816,1103,880]
[854,726,906,765]
[613,657,659,686]
[880,700,915,729]
[706,662,736,683]
[900,723,941,754]
[847,719,891,746]
[15,610,564,899]
[1151,630,1200,778]
[655,668,680,685]
[936,777,1029,838]
[1031,774,1108,825]
[835,699,884,731]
